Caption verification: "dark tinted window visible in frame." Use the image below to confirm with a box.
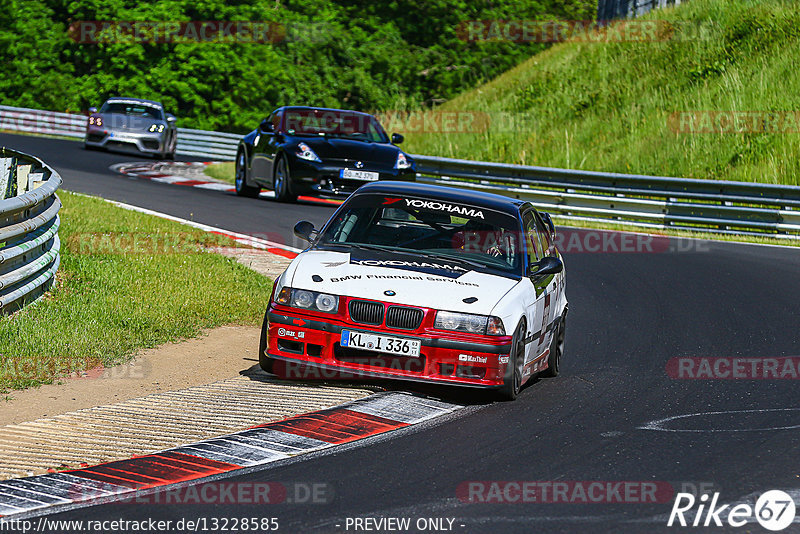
[318,194,524,274]
[100,102,163,120]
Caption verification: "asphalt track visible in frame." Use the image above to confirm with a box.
[3,132,800,533]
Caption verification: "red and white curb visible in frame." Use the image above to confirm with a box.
[110,161,342,205]
[0,392,462,519]
[111,161,239,194]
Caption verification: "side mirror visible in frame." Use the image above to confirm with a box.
[166,113,176,123]
[260,118,274,133]
[391,133,404,144]
[529,256,563,278]
[88,107,98,114]
[294,220,316,242]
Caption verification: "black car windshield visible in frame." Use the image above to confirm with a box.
[283,109,388,142]
[316,194,524,275]
[101,102,163,120]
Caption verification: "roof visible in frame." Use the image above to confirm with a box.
[353,181,527,216]
[105,97,164,108]
[280,106,375,118]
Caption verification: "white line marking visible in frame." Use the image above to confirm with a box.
[639,407,800,432]
[87,195,301,253]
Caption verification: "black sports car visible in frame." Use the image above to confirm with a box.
[234,106,416,201]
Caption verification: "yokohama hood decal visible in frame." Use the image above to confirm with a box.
[350,258,468,278]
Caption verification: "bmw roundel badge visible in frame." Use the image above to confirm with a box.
[384,290,396,296]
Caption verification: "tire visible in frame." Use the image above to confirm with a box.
[235,150,261,198]
[258,309,274,374]
[541,315,565,378]
[498,320,526,401]
[273,156,297,202]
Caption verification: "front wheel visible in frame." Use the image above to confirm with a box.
[235,150,261,198]
[498,320,526,401]
[541,316,565,378]
[273,157,297,202]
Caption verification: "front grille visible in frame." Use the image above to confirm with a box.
[86,133,105,143]
[386,306,424,330]
[142,139,160,150]
[348,300,384,325]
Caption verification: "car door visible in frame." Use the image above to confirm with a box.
[520,210,544,367]
[521,209,560,364]
[251,109,282,187]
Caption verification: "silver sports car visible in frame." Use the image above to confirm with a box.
[84,97,177,159]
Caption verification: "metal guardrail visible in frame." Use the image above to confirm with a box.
[0,148,61,312]
[413,155,800,238]
[2,105,799,238]
[175,128,239,160]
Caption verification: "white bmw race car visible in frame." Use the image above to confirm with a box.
[260,182,567,400]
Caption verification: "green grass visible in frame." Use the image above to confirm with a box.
[204,162,235,185]
[0,191,272,393]
[401,0,800,185]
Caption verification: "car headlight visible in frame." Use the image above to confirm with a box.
[394,152,412,169]
[88,116,102,126]
[296,142,322,162]
[148,124,165,133]
[275,287,338,313]
[434,311,505,336]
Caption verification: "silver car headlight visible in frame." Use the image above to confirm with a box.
[148,124,165,133]
[275,287,338,313]
[434,311,505,336]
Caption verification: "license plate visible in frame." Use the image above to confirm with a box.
[340,169,379,181]
[341,330,421,357]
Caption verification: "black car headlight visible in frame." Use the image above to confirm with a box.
[296,142,322,162]
[275,287,338,313]
[434,311,505,336]
[394,152,412,169]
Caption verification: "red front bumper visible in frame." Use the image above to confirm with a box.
[265,300,513,388]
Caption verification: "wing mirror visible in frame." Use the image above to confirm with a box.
[260,118,274,133]
[88,107,98,114]
[529,256,563,278]
[391,133,404,144]
[294,220,317,242]
[166,113,176,123]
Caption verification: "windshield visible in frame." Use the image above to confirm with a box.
[283,109,388,142]
[317,194,524,275]
[101,101,163,120]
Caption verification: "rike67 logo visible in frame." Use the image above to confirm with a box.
[668,490,796,531]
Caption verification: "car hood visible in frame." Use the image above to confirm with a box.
[289,137,401,164]
[96,113,164,132]
[284,250,519,316]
